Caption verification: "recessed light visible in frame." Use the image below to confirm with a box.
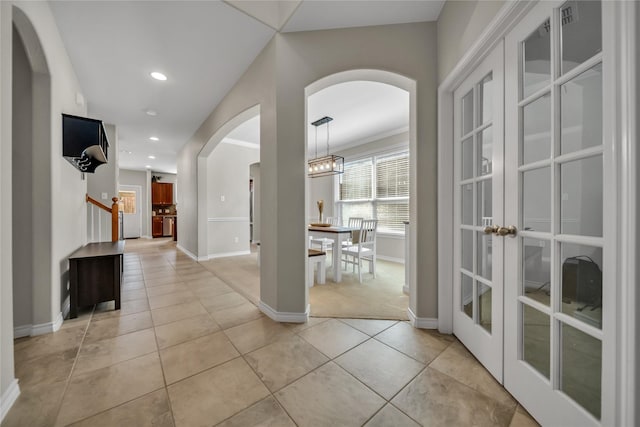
[145,109,158,116]
[148,155,156,159]
[150,71,167,81]
[149,136,159,141]
[145,165,151,168]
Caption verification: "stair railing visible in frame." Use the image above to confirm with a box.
[86,194,119,242]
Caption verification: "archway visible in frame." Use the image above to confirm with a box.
[12,6,53,337]
[192,105,262,307]
[304,70,417,321]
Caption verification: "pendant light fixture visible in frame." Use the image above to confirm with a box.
[308,116,344,178]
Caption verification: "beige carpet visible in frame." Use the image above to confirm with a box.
[200,250,408,320]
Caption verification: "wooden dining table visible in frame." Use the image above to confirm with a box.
[308,225,356,283]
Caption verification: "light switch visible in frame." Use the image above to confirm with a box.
[101,192,108,200]
[220,195,225,202]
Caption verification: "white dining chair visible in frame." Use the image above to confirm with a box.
[341,217,363,248]
[341,219,378,283]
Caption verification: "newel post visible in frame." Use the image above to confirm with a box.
[111,197,119,242]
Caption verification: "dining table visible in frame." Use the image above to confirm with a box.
[308,225,356,283]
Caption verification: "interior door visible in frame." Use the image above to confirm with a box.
[503,1,609,425]
[119,185,141,238]
[453,41,504,382]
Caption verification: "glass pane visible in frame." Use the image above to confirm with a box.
[561,156,603,237]
[476,180,492,227]
[462,274,473,319]
[462,137,473,180]
[523,238,551,307]
[561,0,602,74]
[462,90,474,135]
[522,167,551,232]
[479,73,493,125]
[461,229,473,272]
[522,304,550,379]
[477,232,492,281]
[461,183,473,225]
[478,283,492,333]
[118,191,136,214]
[561,243,602,329]
[478,126,492,176]
[522,93,551,165]
[561,323,602,419]
[523,18,551,99]
[560,64,602,155]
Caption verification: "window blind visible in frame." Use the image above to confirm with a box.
[337,149,409,234]
[339,159,372,200]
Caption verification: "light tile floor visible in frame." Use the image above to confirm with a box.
[4,239,539,427]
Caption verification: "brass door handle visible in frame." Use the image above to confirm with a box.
[483,225,499,235]
[497,225,517,237]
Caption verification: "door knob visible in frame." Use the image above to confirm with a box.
[483,225,499,235]
[497,225,517,237]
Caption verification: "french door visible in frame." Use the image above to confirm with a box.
[453,42,504,382]
[453,1,613,425]
[503,1,611,425]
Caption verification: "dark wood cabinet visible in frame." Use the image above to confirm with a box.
[151,182,173,205]
[152,216,164,238]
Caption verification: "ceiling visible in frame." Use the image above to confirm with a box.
[49,0,444,173]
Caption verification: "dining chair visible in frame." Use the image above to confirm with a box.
[342,217,364,248]
[341,219,378,283]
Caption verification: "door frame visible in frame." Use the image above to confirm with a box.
[436,1,637,425]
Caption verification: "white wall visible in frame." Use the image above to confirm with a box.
[206,143,259,257]
[308,131,409,261]
[119,169,150,237]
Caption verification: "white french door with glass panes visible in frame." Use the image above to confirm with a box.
[453,41,504,382]
[503,1,611,425]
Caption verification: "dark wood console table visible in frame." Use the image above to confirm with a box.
[69,241,125,318]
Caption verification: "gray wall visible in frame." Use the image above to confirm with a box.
[1,0,88,405]
[11,25,33,330]
[308,131,409,261]
[178,22,438,318]
[437,0,505,83]
[1,0,15,398]
[206,143,259,256]
[250,162,261,243]
[120,169,151,237]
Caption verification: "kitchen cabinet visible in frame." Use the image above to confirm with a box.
[152,182,173,205]
[152,216,164,238]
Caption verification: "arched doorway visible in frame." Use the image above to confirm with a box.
[304,70,418,321]
[12,6,53,337]
[195,105,261,303]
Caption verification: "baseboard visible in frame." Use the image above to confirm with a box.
[377,255,405,264]
[13,324,31,339]
[206,250,250,260]
[403,284,409,295]
[259,301,309,323]
[176,244,199,261]
[0,379,20,422]
[407,307,438,329]
[15,311,64,338]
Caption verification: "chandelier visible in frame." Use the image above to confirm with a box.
[308,116,344,178]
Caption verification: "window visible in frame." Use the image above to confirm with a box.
[337,150,409,233]
[118,191,136,214]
